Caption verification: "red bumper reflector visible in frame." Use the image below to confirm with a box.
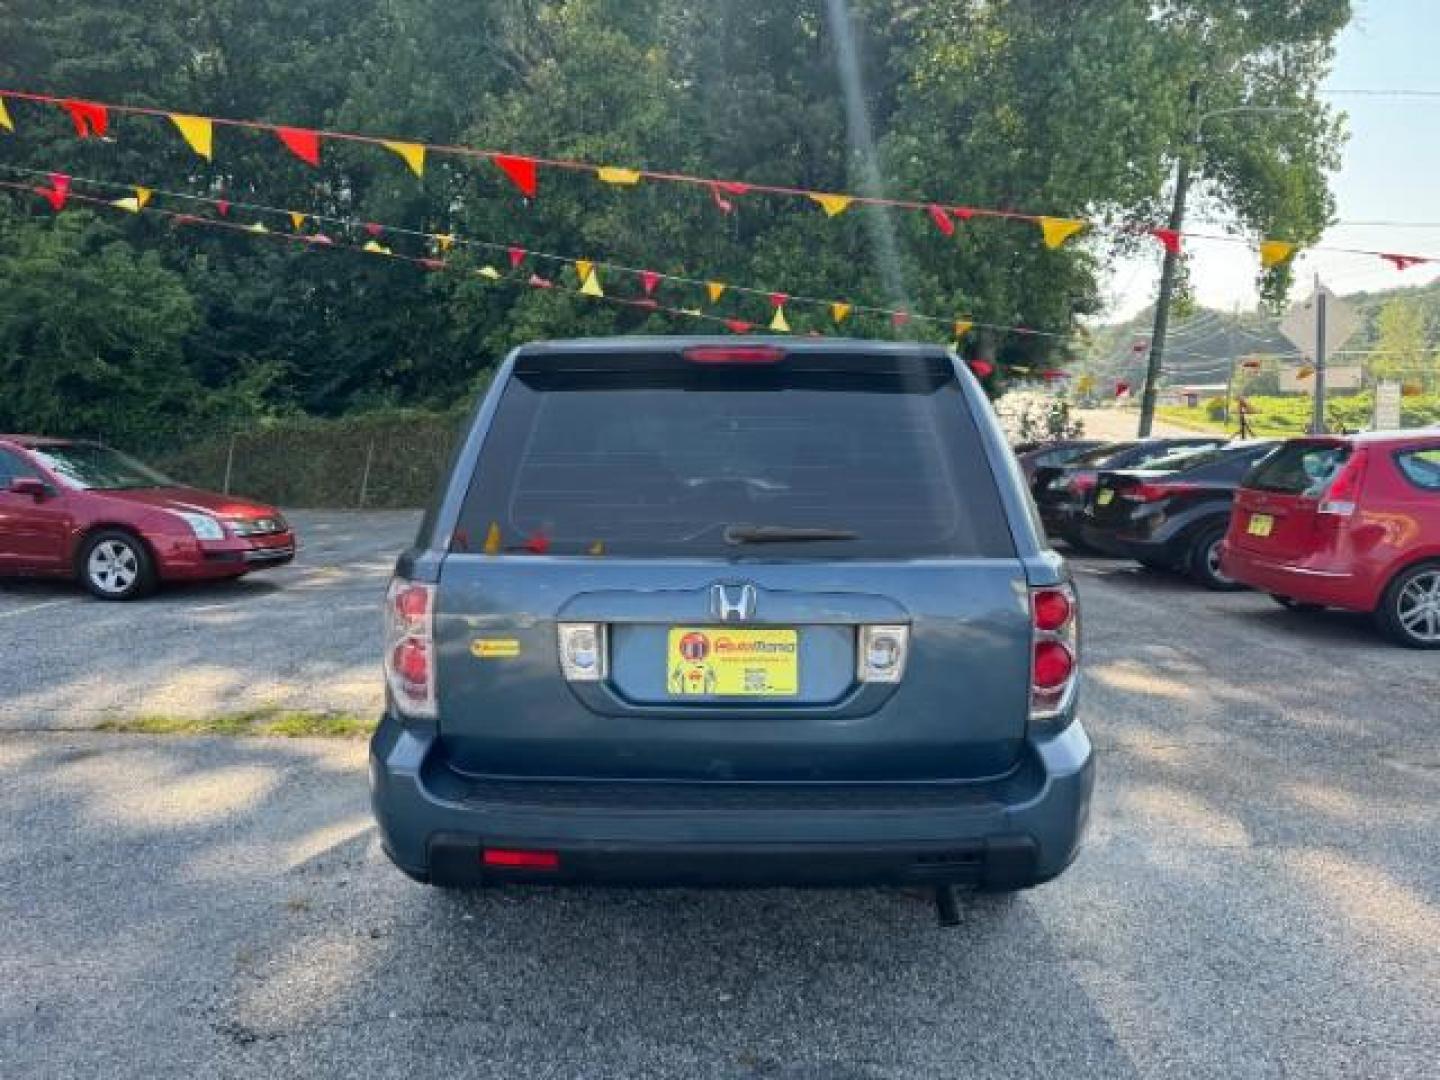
[482,848,560,870]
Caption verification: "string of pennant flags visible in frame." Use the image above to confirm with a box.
[0,174,1078,379]
[2,89,1437,272]
[1,163,1070,346]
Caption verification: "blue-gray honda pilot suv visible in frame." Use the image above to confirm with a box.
[370,337,1093,920]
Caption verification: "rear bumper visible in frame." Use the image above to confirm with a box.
[369,715,1094,890]
[1219,545,1369,610]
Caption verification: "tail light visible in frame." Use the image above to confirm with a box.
[1030,583,1079,726]
[1067,472,1098,496]
[858,624,910,683]
[1318,450,1367,517]
[1126,480,1197,503]
[384,579,436,718]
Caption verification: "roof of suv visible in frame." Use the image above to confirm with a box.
[0,435,81,448]
[513,335,953,359]
[1283,430,1440,447]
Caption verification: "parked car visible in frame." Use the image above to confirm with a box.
[1222,432,1440,648]
[1079,440,1279,588]
[0,436,295,600]
[371,338,1094,920]
[1014,439,1105,483]
[1031,437,1223,550]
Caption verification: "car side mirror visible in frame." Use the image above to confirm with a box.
[8,477,49,501]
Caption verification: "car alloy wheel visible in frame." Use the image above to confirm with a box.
[1189,524,1244,591]
[87,539,141,596]
[1394,567,1440,646]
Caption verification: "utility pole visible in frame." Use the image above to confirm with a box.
[1137,81,1200,438]
[1311,272,1328,435]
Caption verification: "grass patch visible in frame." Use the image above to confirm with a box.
[97,707,374,738]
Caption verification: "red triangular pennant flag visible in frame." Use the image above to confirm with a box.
[1115,380,1131,398]
[768,292,788,309]
[928,204,956,236]
[891,311,911,328]
[969,359,994,379]
[640,270,661,295]
[62,100,108,138]
[1151,228,1182,255]
[37,173,70,211]
[953,207,975,222]
[419,257,445,271]
[710,183,734,214]
[1381,252,1427,271]
[633,298,659,310]
[725,319,752,334]
[364,222,384,238]
[1042,369,1067,382]
[215,199,230,217]
[275,126,321,166]
[528,273,553,288]
[493,154,537,198]
[521,531,551,554]
[508,246,526,269]
[716,181,751,196]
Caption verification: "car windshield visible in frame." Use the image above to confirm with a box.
[29,443,175,491]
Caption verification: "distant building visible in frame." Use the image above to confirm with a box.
[1159,383,1228,407]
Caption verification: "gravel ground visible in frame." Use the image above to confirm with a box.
[1,522,1436,1079]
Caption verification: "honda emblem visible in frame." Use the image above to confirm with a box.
[711,583,757,622]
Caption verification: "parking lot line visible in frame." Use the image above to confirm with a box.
[0,598,76,620]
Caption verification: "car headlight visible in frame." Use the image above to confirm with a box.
[172,511,226,540]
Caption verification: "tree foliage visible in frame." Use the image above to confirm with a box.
[0,0,1350,443]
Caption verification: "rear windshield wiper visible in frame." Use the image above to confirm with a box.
[724,524,858,544]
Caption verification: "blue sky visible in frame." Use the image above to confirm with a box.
[1105,0,1440,320]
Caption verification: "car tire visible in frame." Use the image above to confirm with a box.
[78,529,157,601]
[1271,594,1323,614]
[1188,524,1244,591]
[1375,561,1440,649]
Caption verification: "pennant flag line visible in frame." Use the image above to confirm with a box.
[276,126,320,166]
[62,100,108,138]
[492,154,537,198]
[596,166,641,185]
[381,140,425,179]
[809,193,853,217]
[1039,216,1086,249]
[1381,253,1427,271]
[169,113,212,160]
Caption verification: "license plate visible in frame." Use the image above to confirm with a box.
[1096,488,1114,506]
[1247,513,1274,538]
[666,627,798,697]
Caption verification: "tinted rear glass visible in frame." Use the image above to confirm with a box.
[1069,441,1132,467]
[1395,448,1440,492]
[456,365,1015,559]
[1245,442,1350,495]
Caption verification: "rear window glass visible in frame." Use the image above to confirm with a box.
[456,365,1015,559]
[1245,442,1350,495]
[1069,442,1132,467]
[1395,448,1440,492]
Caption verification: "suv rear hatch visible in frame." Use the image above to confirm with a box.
[431,345,1033,783]
[1231,439,1356,559]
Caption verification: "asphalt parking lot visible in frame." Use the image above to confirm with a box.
[2,515,1437,1078]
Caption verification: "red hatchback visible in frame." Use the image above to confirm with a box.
[0,436,296,600]
[1222,431,1440,647]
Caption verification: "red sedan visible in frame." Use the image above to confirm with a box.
[0,435,296,600]
[1222,432,1440,647]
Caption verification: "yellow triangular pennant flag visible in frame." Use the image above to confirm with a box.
[433,233,456,252]
[0,97,13,133]
[381,140,426,179]
[681,308,702,316]
[363,240,392,255]
[169,113,212,160]
[1039,216,1086,249]
[1295,364,1315,379]
[809,193,853,217]
[247,222,270,233]
[770,305,791,332]
[111,197,142,213]
[953,319,973,338]
[580,269,604,297]
[1260,239,1297,269]
[596,166,641,185]
[587,540,605,556]
[289,211,306,230]
[830,302,851,324]
[483,522,502,555]
[707,281,726,303]
[575,259,594,282]
[134,187,152,208]
[479,265,501,280]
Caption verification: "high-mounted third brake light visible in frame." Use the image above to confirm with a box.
[683,346,785,365]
